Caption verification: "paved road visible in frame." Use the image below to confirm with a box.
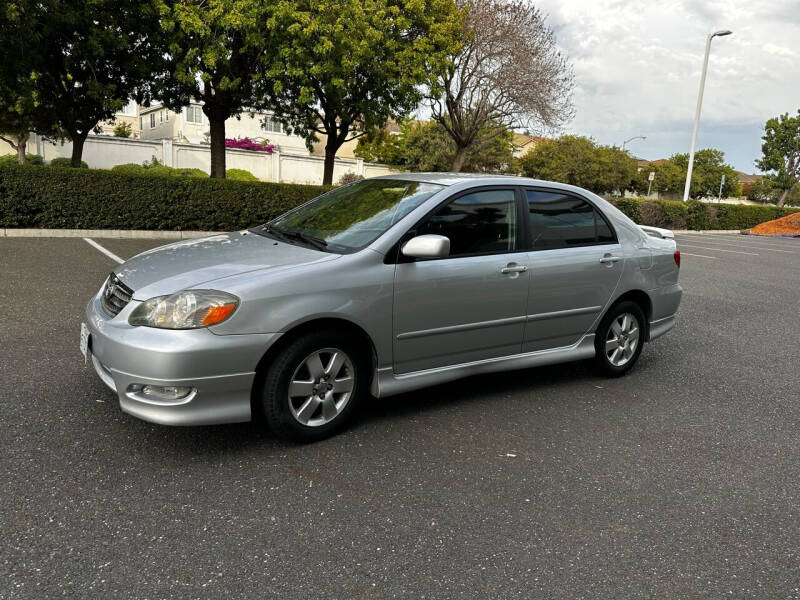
[2,233,800,599]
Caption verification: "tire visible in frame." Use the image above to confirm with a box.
[259,329,367,442]
[593,300,646,377]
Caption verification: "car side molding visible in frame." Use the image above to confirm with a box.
[372,334,597,397]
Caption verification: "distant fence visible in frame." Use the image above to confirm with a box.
[0,134,396,185]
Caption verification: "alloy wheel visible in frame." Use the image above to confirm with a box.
[605,313,640,367]
[288,348,355,427]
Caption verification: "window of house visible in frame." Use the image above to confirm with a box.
[261,115,283,134]
[526,190,616,250]
[416,189,517,256]
[150,113,155,128]
[140,117,144,131]
[159,111,163,123]
[165,111,168,121]
[185,106,203,124]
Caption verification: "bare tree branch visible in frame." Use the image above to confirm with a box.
[428,0,574,171]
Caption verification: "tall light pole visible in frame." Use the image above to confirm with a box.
[682,29,732,202]
[622,135,646,150]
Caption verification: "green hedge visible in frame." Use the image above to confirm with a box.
[110,162,208,178]
[0,164,330,230]
[609,197,800,230]
[0,154,44,166]
[50,157,88,169]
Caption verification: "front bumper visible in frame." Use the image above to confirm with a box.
[85,293,280,426]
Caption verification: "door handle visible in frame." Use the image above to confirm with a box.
[500,264,528,274]
[599,255,621,264]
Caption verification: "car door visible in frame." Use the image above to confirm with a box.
[522,188,624,353]
[393,187,529,374]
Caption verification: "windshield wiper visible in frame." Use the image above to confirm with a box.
[263,226,328,251]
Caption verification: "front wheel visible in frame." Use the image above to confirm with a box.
[260,330,366,442]
[593,301,645,377]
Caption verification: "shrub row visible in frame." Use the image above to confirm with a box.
[0,164,330,230]
[609,197,800,231]
[2,164,797,232]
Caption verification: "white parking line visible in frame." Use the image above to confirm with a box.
[83,238,124,264]
[678,233,798,249]
[680,252,718,259]
[678,244,759,256]
[674,237,794,253]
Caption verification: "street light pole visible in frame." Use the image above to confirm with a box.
[622,135,646,150]
[682,29,732,202]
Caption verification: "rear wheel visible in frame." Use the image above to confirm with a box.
[260,330,366,442]
[594,301,645,377]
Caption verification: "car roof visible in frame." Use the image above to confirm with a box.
[371,172,582,192]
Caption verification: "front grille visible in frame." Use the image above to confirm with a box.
[100,273,134,317]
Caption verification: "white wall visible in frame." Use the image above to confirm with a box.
[4,134,396,185]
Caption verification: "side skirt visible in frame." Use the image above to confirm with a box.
[373,334,597,398]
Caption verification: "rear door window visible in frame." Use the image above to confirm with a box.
[525,190,617,250]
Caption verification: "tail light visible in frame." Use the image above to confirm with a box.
[673,250,681,268]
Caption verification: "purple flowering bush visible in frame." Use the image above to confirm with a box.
[225,137,276,153]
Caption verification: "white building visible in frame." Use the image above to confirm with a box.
[138,103,308,154]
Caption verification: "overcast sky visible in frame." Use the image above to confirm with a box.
[533,0,800,172]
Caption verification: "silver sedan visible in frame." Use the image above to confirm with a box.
[82,174,682,441]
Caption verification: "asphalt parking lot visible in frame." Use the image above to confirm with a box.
[3,231,800,599]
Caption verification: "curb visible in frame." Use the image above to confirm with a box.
[2,228,225,239]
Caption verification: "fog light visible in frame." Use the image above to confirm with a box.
[127,384,195,402]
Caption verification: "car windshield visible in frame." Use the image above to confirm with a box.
[259,179,443,252]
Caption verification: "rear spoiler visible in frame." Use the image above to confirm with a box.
[639,225,675,240]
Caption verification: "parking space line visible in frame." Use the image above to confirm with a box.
[674,237,794,253]
[678,244,758,256]
[681,252,718,259]
[677,234,798,249]
[83,238,124,264]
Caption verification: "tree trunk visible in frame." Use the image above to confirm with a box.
[450,145,469,172]
[323,133,338,186]
[209,116,226,178]
[16,131,28,164]
[70,132,87,167]
[777,187,790,207]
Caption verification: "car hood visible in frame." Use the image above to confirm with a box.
[114,231,337,299]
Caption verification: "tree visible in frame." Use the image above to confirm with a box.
[634,150,740,199]
[153,0,280,178]
[266,0,462,185]
[745,176,779,204]
[0,1,56,163]
[519,136,637,195]
[4,0,165,167]
[355,119,514,172]
[113,122,133,138]
[634,160,684,196]
[756,110,800,206]
[671,149,741,198]
[429,0,573,172]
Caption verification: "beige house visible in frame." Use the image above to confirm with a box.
[97,100,141,138]
[138,103,308,154]
[512,133,548,158]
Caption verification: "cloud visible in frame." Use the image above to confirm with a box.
[534,0,800,171]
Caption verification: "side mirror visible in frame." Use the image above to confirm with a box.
[401,234,450,259]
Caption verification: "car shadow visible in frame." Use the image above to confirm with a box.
[358,358,598,425]
[115,358,604,456]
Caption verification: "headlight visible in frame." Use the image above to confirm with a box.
[128,290,239,329]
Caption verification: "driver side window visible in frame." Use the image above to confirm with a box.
[416,189,517,257]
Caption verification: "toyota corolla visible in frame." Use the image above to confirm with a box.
[82,174,682,441]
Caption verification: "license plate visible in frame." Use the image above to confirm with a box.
[79,322,90,364]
